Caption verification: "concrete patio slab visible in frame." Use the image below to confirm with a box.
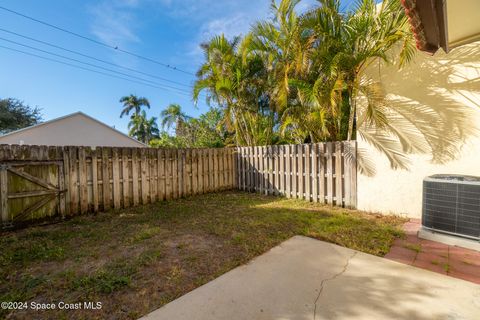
[141,236,480,320]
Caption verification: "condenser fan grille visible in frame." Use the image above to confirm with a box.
[422,175,480,240]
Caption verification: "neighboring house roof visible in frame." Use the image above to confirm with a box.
[0,111,145,147]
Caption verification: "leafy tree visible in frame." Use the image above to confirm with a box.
[119,95,151,118]
[152,107,227,148]
[160,104,190,137]
[194,34,277,146]
[128,110,159,144]
[149,131,187,148]
[0,98,42,134]
[194,0,458,171]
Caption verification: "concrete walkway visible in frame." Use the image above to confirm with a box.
[141,236,480,320]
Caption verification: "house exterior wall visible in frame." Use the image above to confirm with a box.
[357,40,480,218]
[0,113,144,147]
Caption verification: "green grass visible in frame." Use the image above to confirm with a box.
[0,191,405,319]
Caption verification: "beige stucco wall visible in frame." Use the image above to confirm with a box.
[357,41,480,218]
[0,113,144,147]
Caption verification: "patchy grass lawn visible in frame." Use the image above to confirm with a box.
[0,191,405,319]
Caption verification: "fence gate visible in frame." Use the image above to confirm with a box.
[0,161,66,228]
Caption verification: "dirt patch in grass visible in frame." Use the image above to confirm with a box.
[0,191,405,319]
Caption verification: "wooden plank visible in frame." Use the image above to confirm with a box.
[251,146,256,193]
[291,145,298,199]
[78,147,88,213]
[350,141,357,208]
[0,167,8,224]
[250,147,255,192]
[257,146,262,194]
[131,148,139,206]
[176,149,182,199]
[166,149,172,200]
[304,144,311,201]
[212,149,218,191]
[335,142,343,207]
[219,148,224,190]
[8,189,61,199]
[319,143,325,204]
[197,149,204,194]
[90,148,99,212]
[253,147,257,193]
[203,149,209,193]
[101,147,110,211]
[192,149,198,194]
[207,149,212,192]
[326,142,334,205]
[230,148,235,188]
[226,148,231,189]
[226,148,232,189]
[58,154,66,217]
[240,148,245,191]
[184,149,190,195]
[285,145,291,198]
[261,146,267,195]
[279,145,284,196]
[140,148,148,204]
[112,148,121,209]
[267,146,275,195]
[62,147,71,216]
[247,147,252,192]
[69,147,79,214]
[149,149,157,202]
[274,145,279,195]
[121,148,129,208]
[157,149,165,201]
[236,148,241,190]
[173,149,179,198]
[298,144,304,199]
[170,149,175,200]
[312,144,319,202]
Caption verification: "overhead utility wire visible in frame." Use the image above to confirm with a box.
[0,36,193,94]
[0,44,192,97]
[0,5,196,76]
[0,28,192,88]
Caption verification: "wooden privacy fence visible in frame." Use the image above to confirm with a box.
[0,141,357,227]
[0,145,235,227]
[236,141,357,208]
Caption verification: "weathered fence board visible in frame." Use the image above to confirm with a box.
[237,141,357,208]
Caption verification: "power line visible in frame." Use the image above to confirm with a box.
[0,44,193,97]
[0,36,194,94]
[0,28,192,88]
[0,5,196,76]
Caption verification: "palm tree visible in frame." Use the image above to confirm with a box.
[194,34,276,146]
[119,95,151,118]
[160,104,190,137]
[128,110,159,144]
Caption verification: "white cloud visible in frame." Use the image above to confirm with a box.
[89,1,141,48]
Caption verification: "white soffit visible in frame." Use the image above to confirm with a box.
[447,0,480,48]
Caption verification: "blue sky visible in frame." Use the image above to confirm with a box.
[0,0,354,134]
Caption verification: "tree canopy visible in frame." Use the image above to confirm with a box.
[0,98,42,134]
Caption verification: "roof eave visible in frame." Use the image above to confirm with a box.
[401,0,449,54]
